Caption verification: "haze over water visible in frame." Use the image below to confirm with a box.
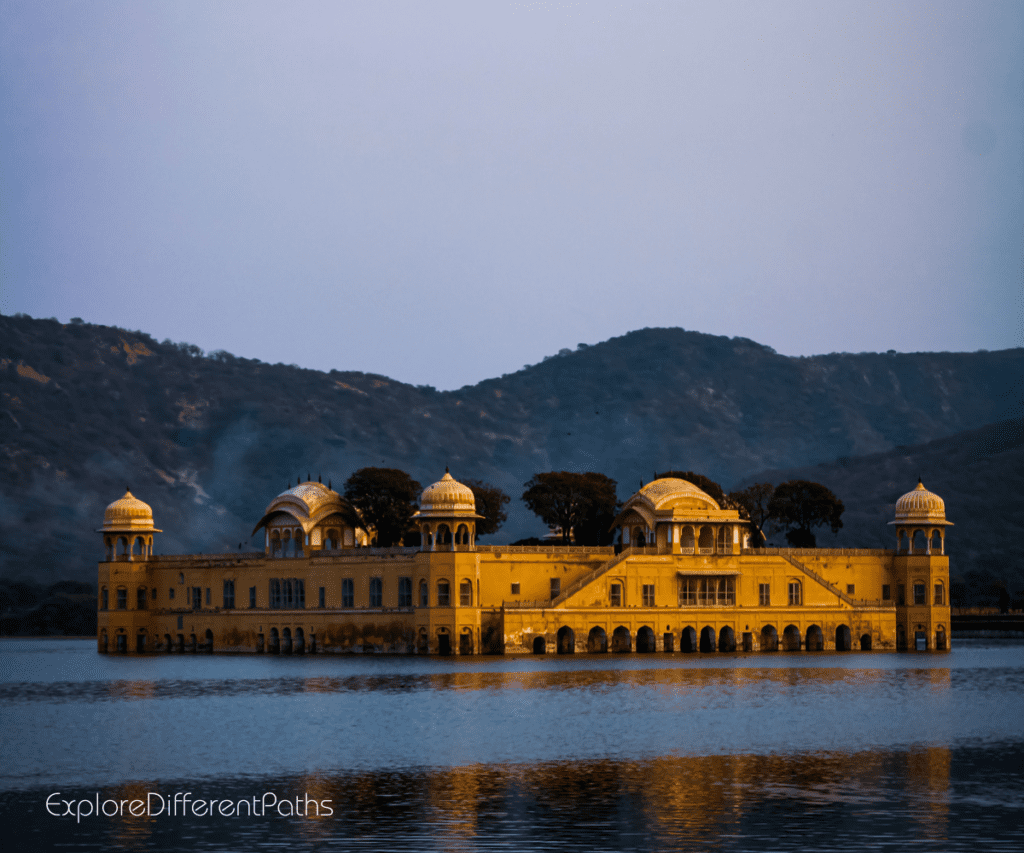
[1,638,1023,851]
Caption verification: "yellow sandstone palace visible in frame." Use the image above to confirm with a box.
[96,473,951,655]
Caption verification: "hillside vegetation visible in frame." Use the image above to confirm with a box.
[1,313,1021,604]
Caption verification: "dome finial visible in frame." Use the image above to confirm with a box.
[318,473,322,483]
[445,465,449,473]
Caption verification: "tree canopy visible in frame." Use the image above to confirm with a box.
[463,479,510,538]
[766,480,844,547]
[343,467,422,547]
[521,471,619,545]
[728,482,775,546]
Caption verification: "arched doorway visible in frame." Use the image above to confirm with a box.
[896,625,907,651]
[860,633,872,651]
[611,626,632,653]
[636,626,656,653]
[176,633,185,653]
[835,625,852,651]
[115,631,127,653]
[718,626,736,653]
[256,633,265,653]
[805,625,823,651]
[269,628,280,654]
[680,626,697,653]
[187,633,197,653]
[294,627,305,655]
[699,626,716,653]
[760,625,779,652]
[782,625,801,651]
[532,635,546,654]
[587,626,607,653]
[935,627,947,650]
[437,629,452,656]
[460,628,474,656]
[282,628,293,655]
[557,626,575,654]
[204,628,214,654]
[99,630,108,653]
[164,633,172,653]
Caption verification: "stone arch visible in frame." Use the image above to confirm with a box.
[437,580,451,606]
[532,635,546,654]
[760,624,779,652]
[325,528,341,550]
[557,626,575,654]
[456,524,470,547]
[935,625,947,651]
[176,633,185,653]
[459,627,474,655]
[116,536,129,558]
[459,579,473,607]
[680,526,695,552]
[437,627,452,656]
[912,529,928,554]
[437,524,453,550]
[805,625,824,651]
[294,627,305,654]
[611,626,632,653]
[699,626,716,653]
[114,629,127,653]
[270,530,282,557]
[835,624,852,651]
[99,629,108,653]
[204,628,214,654]
[269,627,280,654]
[163,633,172,653]
[698,526,714,553]
[632,526,646,547]
[587,626,608,653]
[896,624,907,650]
[256,632,265,653]
[282,627,293,655]
[135,629,147,653]
[931,529,943,554]
[188,633,197,653]
[680,626,697,653]
[416,627,429,654]
[782,624,801,651]
[636,626,656,653]
[718,626,736,653]
[933,581,944,605]
[860,633,872,651]
[897,529,909,553]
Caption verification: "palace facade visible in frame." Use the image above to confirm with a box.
[96,473,951,655]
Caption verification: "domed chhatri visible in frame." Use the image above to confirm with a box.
[99,490,161,533]
[251,479,361,555]
[893,480,950,525]
[415,471,478,517]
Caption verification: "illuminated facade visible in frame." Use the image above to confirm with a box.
[96,475,951,655]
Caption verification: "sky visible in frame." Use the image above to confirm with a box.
[1,0,1021,389]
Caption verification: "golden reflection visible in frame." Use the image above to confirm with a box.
[104,781,157,849]
[107,680,156,701]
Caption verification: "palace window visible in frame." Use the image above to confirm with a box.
[137,588,147,610]
[249,586,256,608]
[177,616,183,630]
[100,588,108,610]
[223,580,235,609]
[369,578,383,608]
[898,584,906,605]
[205,588,211,606]
[319,586,326,608]
[437,581,451,606]
[759,583,770,606]
[678,578,696,606]
[882,584,891,601]
[169,587,175,600]
[610,583,622,607]
[398,577,412,607]
[847,584,855,595]
[341,579,354,608]
[151,588,157,600]
[419,580,428,607]
[510,582,520,596]
[717,577,735,605]
[913,583,926,606]
[192,587,202,610]
[550,578,560,601]
[788,581,802,606]
[642,584,655,607]
[460,580,473,606]
[178,573,184,584]
[934,583,944,605]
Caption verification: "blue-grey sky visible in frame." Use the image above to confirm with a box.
[1,1,1021,389]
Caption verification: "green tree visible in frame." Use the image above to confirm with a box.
[767,480,844,547]
[463,479,510,538]
[728,483,775,547]
[656,470,729,507]
[343,467,422,547]
[521,472,618,545]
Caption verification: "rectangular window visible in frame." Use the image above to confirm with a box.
[100,588,108,610]
[205,587,211,606]
[642,584,655,607]
[717,578,735,606]
[882,584,891,601]
[511,582,520,596]
[437,582,450,606]
[319,586,326,608]
[759,583,770,606]
[177,616,183,630]
[847,584,855,595]
[191,587,202,610]
[152,588,157,600]
[913,583,926,605]
[369,578,383,607]
[116,588,127,610]
[788,582,802,606]
[610,583,622,607]
[341,578,354,608]
[550,578,561,600]
[934,584,943,605]
[699,578,715,607]
[223,580,235,609]
[283,579,294,608]
[296,579,305,608]
[169,587,174,600]
[137,588,147,610]
[898,584,906,605]
[419,581,428,607]
[460,581,472,606]
[270,579,281,609]
[678,578,696,606]
[249,586,256,609]
[398,577,412,607]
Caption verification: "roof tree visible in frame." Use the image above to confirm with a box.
[463,479,510,538]
[767,480,844,547]
[343,467,422,547]
[728,482,775,547]
[521,471,618,545]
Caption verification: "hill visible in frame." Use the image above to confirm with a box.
[1,312,1021,602]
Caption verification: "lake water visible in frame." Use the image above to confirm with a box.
[1,639,1023,851]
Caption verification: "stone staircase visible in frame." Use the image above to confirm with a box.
[780,554,859,606]
[549,548,635,607]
